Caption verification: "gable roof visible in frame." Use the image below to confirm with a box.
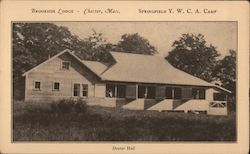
[22,49,71,76]
[22,49,105,79]
[81,60,108,75]
[22,49,231,93]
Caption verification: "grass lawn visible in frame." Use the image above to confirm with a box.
[13,101,236,141]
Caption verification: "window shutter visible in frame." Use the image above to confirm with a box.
[126,84,136,99]
[182,87,192,100]
[156,86,165,100]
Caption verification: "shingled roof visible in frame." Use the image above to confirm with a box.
[101,52,214,86]
[85,51,231,93]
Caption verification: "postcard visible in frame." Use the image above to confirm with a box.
[0,0,249,154]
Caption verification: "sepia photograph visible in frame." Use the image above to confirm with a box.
[12,21,237,142]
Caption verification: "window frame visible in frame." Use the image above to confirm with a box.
[61,61,70,70]
[73,83,80,97]
[82,84,88,97]
[34,81,41,91]
[53,82,60,91]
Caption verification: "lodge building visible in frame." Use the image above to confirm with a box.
[22,49,231,115]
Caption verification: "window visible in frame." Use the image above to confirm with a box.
[182,87,193,99]
[199,89,205,99]
[147,86,156,99]
[138,85,156,99]
[126,84,136,99]
[73,84,80,96]
[192,88,205,99]
[173,88,181,99]
[117,84,126,98]
[34,81,41,90]
[106,84,115,97]
[53,82,60,91]
[165,87,173,99]
[138,85,146,98]
[213,93,226,101]
[82,84,88,97]
[62,61,70,70]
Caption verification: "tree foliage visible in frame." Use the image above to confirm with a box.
[117,33,157,55]
[74,29,114,62]
[212,50,236,94]
[166,33,220,82]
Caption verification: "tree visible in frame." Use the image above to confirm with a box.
[116,33,157,55]
[212,50,236,94]
[166,33,220,81]
[74,29,115,62]
[212,50,236,111]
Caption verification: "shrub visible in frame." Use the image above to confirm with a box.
[50,99,87,114]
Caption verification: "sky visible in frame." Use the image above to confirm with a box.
[54,22,237,58]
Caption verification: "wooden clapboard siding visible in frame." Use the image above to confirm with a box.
[25,52,100,102]
[94,83,106,98]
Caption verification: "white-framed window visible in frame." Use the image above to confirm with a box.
[34,81,41,90]
[82,84,88,97]
[53,82,60,91]
[62,61,70,70]
[73,83,80,96]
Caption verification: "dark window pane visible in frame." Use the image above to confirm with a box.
[73,84,80,96]
[213,93,226,101]
[54,82,60,90]
[147,86,156,99]
[199,89,205,99]
[62,61,70,70]
[174,88,181,99]
[82,84,88,97]
[35,81,40,90]
[192,88,199,99]
[106,84,115,97]
[117,84,126,98]
[165,87,173,99]
[126,85,136,99]
[138,86,146,98]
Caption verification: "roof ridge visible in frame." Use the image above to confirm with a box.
[110,51,156,57]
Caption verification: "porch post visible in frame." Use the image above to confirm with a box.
[136,84,138,100]
[115,84,117,97]
[172,87,174,99]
